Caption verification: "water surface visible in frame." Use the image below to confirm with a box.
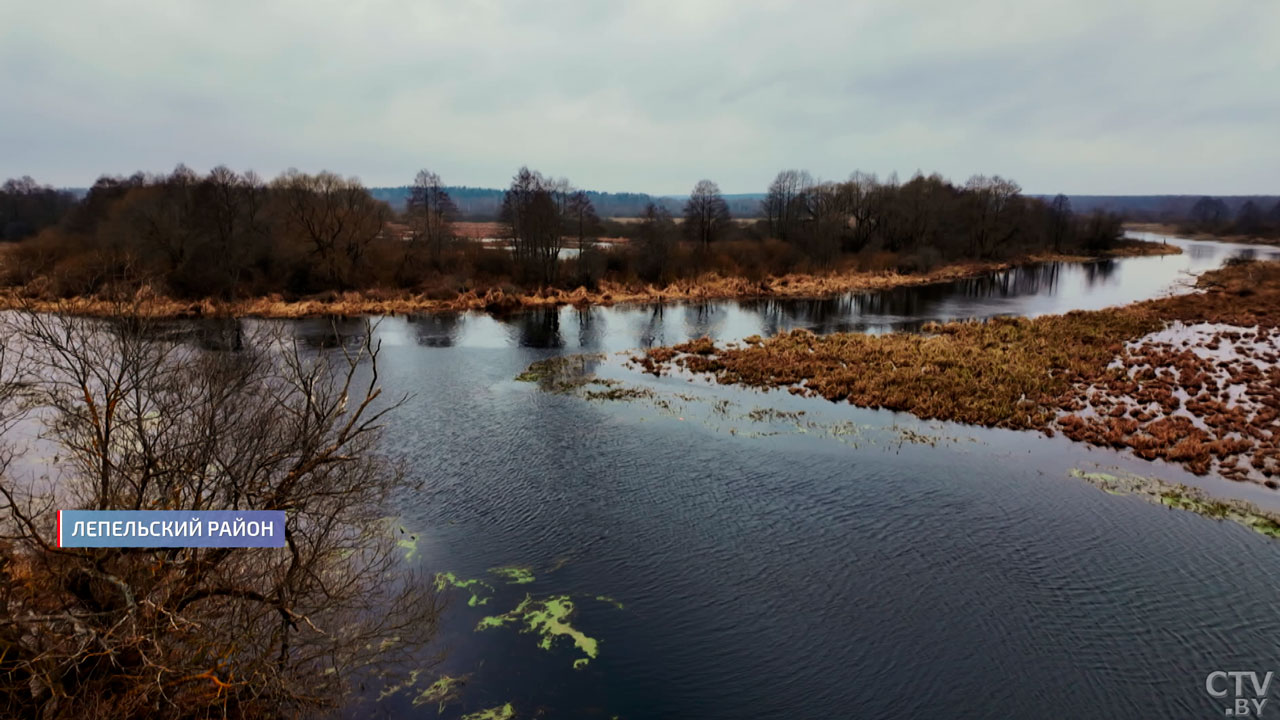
[16,235,1280,719]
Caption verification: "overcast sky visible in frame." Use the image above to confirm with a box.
[1,0,1276,194]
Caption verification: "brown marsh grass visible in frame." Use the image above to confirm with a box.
[638,260,1280,486]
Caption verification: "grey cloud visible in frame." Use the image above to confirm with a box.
[1,0,1276,195]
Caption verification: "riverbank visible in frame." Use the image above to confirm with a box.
[0,240,1179,319]
[1127,222,1280,246]
[635,259,1280,487]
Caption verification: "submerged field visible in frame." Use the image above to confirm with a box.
[636,260,1280,486]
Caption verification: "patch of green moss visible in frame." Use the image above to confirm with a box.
[413,673,468,713]
[376,668,421,702]
[397,529,419,562]
[476,594,599,668]
[461,703,515,720]
[434,572,494,607]
[489,565,535,584]
[595,595,624,610]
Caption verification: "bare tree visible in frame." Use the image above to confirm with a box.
[682,180,731,255]
[635,202,676,283]
[271,170,390,290]
[1048,194,1073,252]
[796,182,853,266]
[762,170,812,242]
[405,169,458,270]
[565,190,599,251]
[192,166,268,298]
[964,175,1022,257]
[0,306,438,718]
[113,165,201,277]
[500,167,565,285]
[842,171,881,251]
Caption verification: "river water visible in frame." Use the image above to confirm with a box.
[20,234,1280,718]
[312,234,1280,719]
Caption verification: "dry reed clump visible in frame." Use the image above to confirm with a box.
[0,241,1179,319]
[639,260,1280,487]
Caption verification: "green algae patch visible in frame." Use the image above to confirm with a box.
[595,595,624,610]
[1069,468,1280,538]
[413,673,468,713]
[434,572,495,607]
[476,594,599,668]
[376,668,421,702]
[381,519,422,562]
[489,565,535,584]
[461,703,515,720]
[397,528,420,561]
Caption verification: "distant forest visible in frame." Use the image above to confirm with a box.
[0,164,1258,303]
[364,186,763,219]
[19,181,1277,225]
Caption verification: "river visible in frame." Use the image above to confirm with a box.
[310,233,1280,719]
[24,234,1280,718]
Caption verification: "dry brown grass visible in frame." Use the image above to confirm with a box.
[637,260,1280,486]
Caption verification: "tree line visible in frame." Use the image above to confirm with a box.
[0,177,78,241]
[1,165,1125,301]
[1185,196,1280,238]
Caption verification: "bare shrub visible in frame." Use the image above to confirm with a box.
[0,303,437,718]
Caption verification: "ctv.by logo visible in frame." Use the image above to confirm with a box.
[1206,671,1274,716]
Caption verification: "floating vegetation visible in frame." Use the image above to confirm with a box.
[434,572,494,607]
[377,668,421,702]
[515,354,605,392]
[461,703,516,720]
[525,350,969,454]
[583,384,656,401]
[489,565,535,584]
[397,526,420,562]
[515,354,656,402]
[476,594,599,668]
[595,595,625,610]
[1069,469,1280,538]
[637,261,1280,487]
[746,407,805,422]
[413,674,469,713]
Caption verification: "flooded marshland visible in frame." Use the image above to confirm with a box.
[297,233,1277,719]
[17,235,1280,718]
